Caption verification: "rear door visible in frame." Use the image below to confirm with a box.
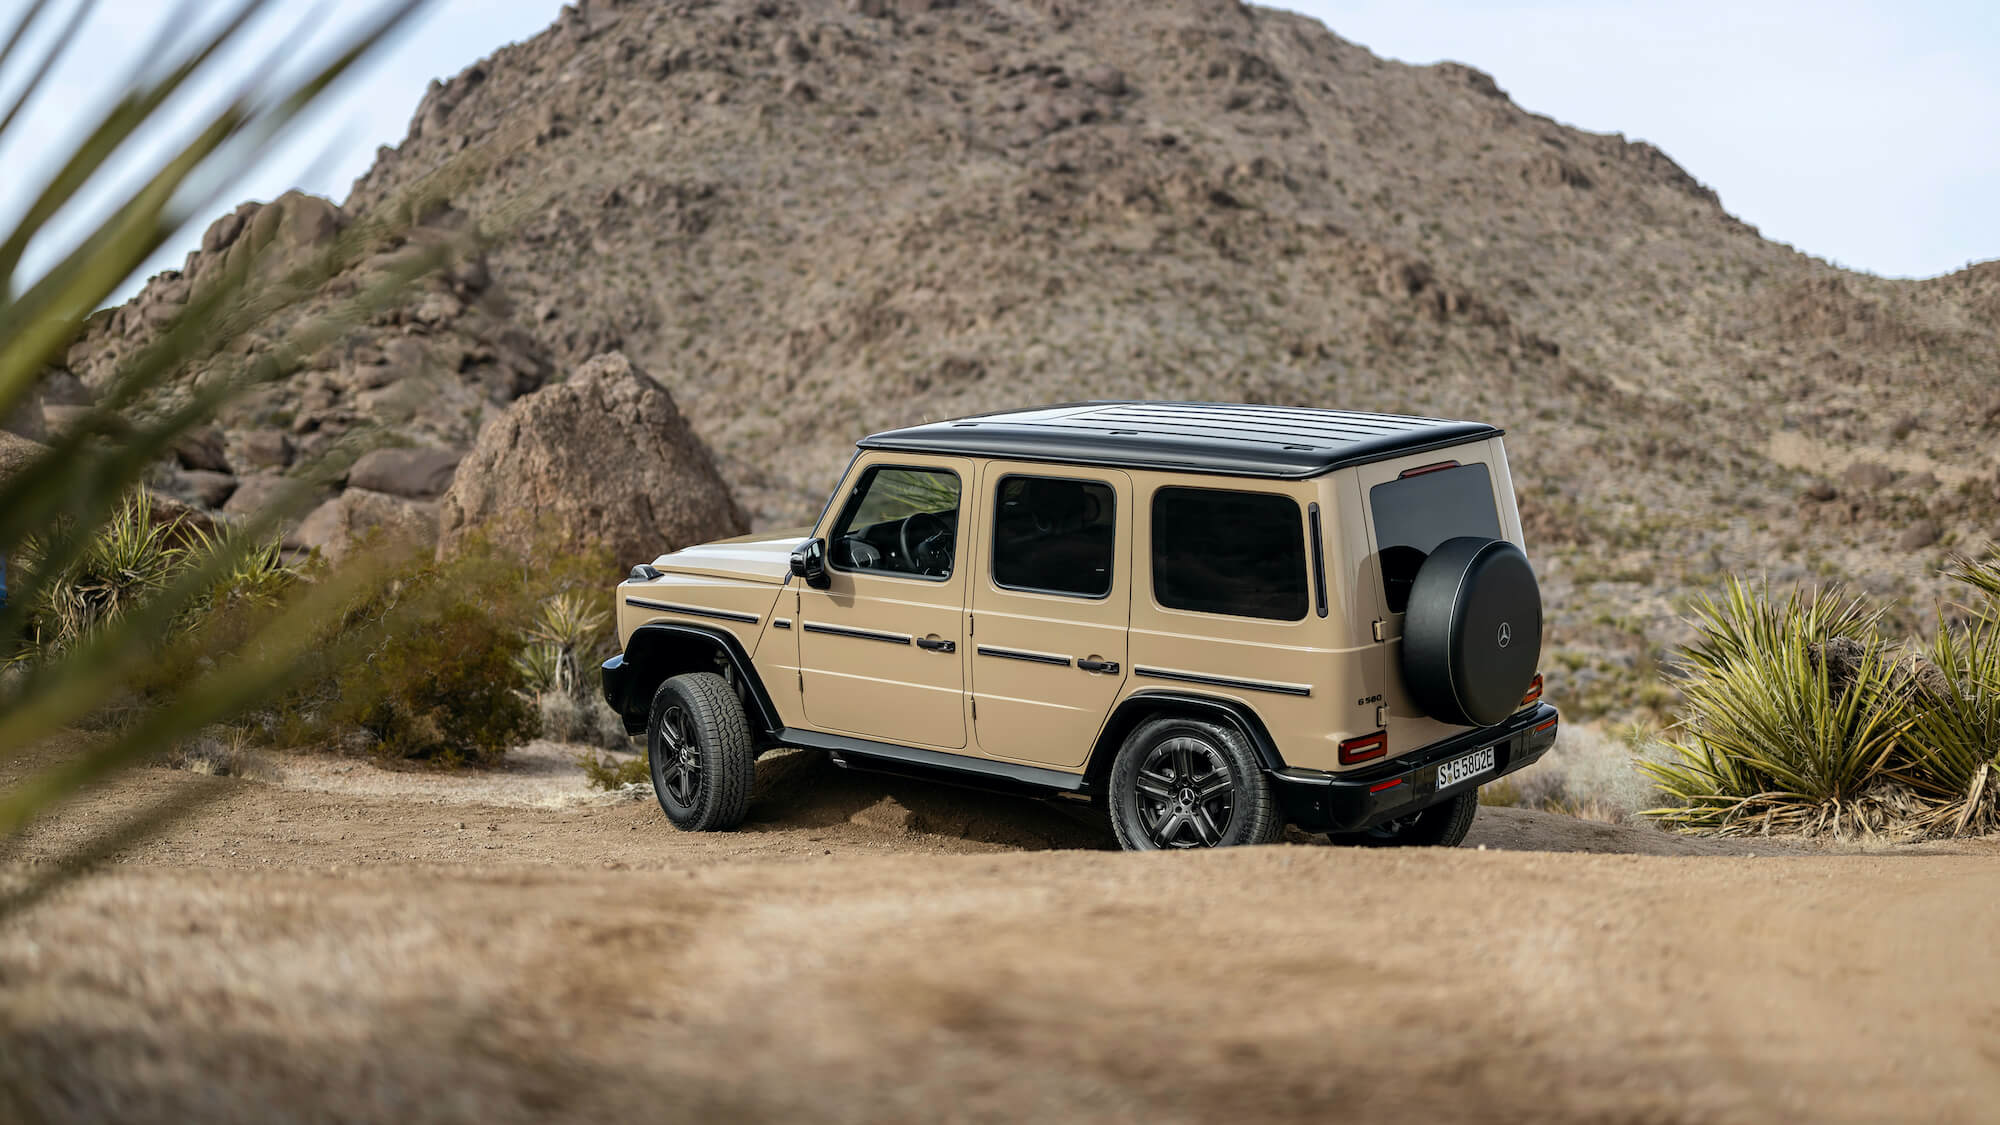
[1353,441,1513,751]
[969,465,1132,768]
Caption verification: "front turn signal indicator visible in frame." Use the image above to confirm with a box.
[1339,730,1388,765]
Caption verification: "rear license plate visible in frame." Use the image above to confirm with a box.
[1435,746,1497,791]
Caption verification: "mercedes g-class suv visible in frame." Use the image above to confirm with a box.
[602,401,1557,851]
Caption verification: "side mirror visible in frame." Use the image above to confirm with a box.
[789,538,831,589]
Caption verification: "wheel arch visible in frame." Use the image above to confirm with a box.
[1083,690,1286,793]
[607,622,783,739]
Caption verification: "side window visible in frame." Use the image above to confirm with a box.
[991,475,1116,598]
[1151,487,1307,621]
[829,465,961,580]
[1368,463,1501,613]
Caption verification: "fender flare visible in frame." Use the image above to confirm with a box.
[1083,690,1287,791]
[605,622,784,738]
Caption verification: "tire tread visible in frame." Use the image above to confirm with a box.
[649,672,754,832]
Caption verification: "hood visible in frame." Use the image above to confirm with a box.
[651,527,810,585]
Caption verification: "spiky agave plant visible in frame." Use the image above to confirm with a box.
[521,590,611,698]
[1641,578,1915,836]
[0,0,444,916]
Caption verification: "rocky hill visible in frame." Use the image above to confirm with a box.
[40,0,2000,719]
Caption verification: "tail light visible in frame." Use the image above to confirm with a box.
[1399,460,1461,478]
[1339,730,1388,765]
[1520,673,1543,707]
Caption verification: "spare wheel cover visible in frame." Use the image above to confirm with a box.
[1399,536,1542,727]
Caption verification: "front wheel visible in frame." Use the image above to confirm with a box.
[1107,716,1284,851]
[647,672,754,832]
[1328,790,1478,848]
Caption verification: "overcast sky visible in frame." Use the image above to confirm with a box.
[3,0,1994,303]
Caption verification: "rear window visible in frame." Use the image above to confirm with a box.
[1369,463,1502,613]
[1151,487,1307,621]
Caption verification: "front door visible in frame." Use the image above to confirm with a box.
[798,455,974,749]
[969,465,1131,768]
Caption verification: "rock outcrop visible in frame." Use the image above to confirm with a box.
[437,353,749,567]
[292,488,439,565]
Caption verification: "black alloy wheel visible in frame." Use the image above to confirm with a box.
[653,703,702,813]
[1107,716,1283,851]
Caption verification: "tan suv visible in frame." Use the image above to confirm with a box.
[602,401,1558,850]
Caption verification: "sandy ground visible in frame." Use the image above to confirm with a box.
[2,742,1997,1124]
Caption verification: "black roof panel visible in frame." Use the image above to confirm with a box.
[856,401,1502,479]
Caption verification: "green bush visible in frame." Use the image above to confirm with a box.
[1644,566,2000,837]
[334,598,536,767]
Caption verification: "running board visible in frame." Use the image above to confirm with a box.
[782,728,1088,794]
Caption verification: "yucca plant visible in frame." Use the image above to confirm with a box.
[1896,617,2000,834]
[0,0,446,917]
[1642,579,1916,836]
[521,590,610,699]
[13,491,183,657]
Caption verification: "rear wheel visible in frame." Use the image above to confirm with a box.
[647,672,754,832]
[1107,716,1283,851]
[1328,790,1477,848]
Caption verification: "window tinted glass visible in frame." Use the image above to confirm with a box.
[830,465,961,579]
[1368,464,1502,613]
[1151,487,1307,621]
[992,476,1115,598]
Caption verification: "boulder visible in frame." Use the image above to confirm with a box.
[1842,461,1896,491]
[220,474,331,521]
[0,430,43,487]
[2,385,46,442]
[437,352,750,567]
[174,426,232,473]
[1897,519,1941,552]
[291,488,438,564]
[39,369,92,406]
[166,469,240,510]
[234,430,295,471]
[346,446,463,499]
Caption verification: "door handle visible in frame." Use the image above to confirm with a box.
[916,637,956,653]
[1078,658,1119,674]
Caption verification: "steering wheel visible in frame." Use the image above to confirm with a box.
[899,511,952,576]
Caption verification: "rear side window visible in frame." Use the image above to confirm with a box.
[1151,487,1307,621]
[1369,463,1502,613]
[992,475,1116,598]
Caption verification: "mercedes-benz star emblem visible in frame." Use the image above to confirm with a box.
[1497,622,1512,649]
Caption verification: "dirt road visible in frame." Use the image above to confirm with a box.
[2,748,1996,1123]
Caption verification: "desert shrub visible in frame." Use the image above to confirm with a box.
[1645,571,2000,837]
[269,535,618,766]
[579,748,650,790]
[537,690,629,751]
[160,725,276,780]
[1486,723,1668,823]
[333,598,537,767]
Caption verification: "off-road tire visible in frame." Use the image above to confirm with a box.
[1107,716,1284,851]
[647,672,754,832]
[1328,790,1478,848]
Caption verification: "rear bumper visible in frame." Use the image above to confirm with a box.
[1270,703,1558,833]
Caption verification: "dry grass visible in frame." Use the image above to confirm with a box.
[1481,722,1667,824]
